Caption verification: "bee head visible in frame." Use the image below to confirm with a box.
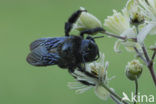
[81,36,100,62]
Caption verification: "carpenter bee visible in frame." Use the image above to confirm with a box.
[26,9,104,74]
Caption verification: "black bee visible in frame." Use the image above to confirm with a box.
[26,9,104,74]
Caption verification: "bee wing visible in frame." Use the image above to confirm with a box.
[29,37,65,51]
[27,45,54,66]
[29,38,47,51]
[27,37,65,66]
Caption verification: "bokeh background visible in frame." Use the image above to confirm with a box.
[0,0,156,104]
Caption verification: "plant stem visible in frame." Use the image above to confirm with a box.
[135,25,139,34]
[101,31,127,40]
[141,44,156,86]
[102,84,129,104]
[134,25,156,86]
[152,51,156,61]
[148,65,156,86]
[111,95,123,104]
[134,78,138,104]
[142,44,150,62]
[133,47,147,63]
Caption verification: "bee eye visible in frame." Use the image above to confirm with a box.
[88,44,93,50]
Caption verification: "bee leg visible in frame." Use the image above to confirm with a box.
[69,67,96,86]
[77,65,98,79]
[80,27,105,37]
[94,52,100,60]
[68,66,75,74]
[65,9,87,36]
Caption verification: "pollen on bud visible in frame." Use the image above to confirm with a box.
[125,59,143,81]
[74,7,102,32]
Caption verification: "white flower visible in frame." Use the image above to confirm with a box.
[68,53,113,100]
[104,9,131,35]
[137,0,156,43]
[126,0,145,25]
[73,7,102,32]
[104,7,141,52]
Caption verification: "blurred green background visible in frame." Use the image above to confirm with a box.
[0,0,156,104]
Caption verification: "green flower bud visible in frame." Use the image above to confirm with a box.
[125,60,143,81]
[74,7,102,32]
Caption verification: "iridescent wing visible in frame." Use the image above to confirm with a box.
[27,37,66,66]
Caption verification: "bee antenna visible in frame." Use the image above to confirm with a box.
[93,36,104,39]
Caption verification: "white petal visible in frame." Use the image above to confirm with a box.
[138,0,156,20]
[95,85,110,100]
[104,61,109,71]
[137,23,156,44]
[68,82,86,89]
[101,61,109,82]
[104,9,130,35]
[120,27,136,38]
[67,82,92,94]
[80,7,86,11]
[149,25,156,35]
[75,86,92,94]
[122,41,137,47]
[99,52,105,66]
[76,12,102,31]
[114,40,122,53]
